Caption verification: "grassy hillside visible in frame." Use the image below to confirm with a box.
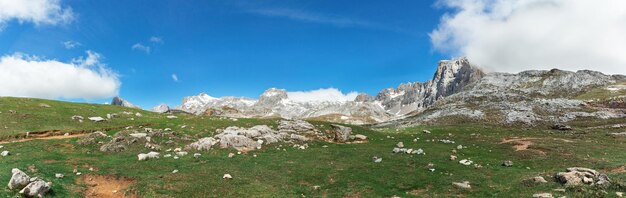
[1,97,626,197]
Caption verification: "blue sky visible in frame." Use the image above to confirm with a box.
[0,0,450,108]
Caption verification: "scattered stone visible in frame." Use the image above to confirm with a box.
[331,124,352,142]
[423,130,431,134]
[19,179,51,197]
[176,151,188,156]
[164,154,172,158]
[459,159,473,166]
[71,115,84,121]
[312,185,321,190]
[396,142,404,148]
[532,176,548,183]
[76,172,82,176]
[129,133,148,139]
[8,168,30,190]
[1,150,9,156]
[223,174,233,179]
[532,193,553,198]
[88,117,106,122]
[193,153,201,158]
[138,152,160,161]
[553,189,566,192]
[172,170,179,174]
[38,103,51,108]
[452,181,471,190]
[456,145,464,150]
[617,192,624,197]
[354,134,367,140]
[55,174,64,179]
[450,155,457,161]
[502,160,513,167]
[135,113,142,117]
[228,153,235,158]
[166,115,178,119]
[373,156,382,163]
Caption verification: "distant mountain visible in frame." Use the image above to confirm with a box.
[111,96,140,109]
[175,57,626,125]
[175,58,482,124]
[377,68,626,127]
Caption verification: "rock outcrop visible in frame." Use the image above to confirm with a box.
[151,104,170,113]
[111,96,141,109]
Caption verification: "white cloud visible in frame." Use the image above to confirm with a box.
[287,88,359,102]
[431,0,626,74]
[171,73,178,82]
[0,0,74,28]
[150,36,163,43]
[0,51,120,99]
[62,40,80,49]
[131,43,151,54]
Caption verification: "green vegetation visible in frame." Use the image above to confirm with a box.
[1,97,626,197]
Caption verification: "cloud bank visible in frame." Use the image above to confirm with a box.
[287,88,358,102]
[0,0,74,28]
[430,0,626,74]
[0,51,120,99]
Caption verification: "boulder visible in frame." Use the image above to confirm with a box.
[129,133,148,139]
[532,193,553,198]
[138,152,160,161]
[354,134,367,140]
[331,124,352,142]
[278,120,317,134]
[555,167,609,187]
[290,134,309,142]
[218,135,260,151]
[502,160,513,167]
[8,168,30,190]
[88,117,106,122]
[1,150,9,156]
[19,179,51,197]
[185,137,218,151]
[532,176,548,183]
[452,181,471,190]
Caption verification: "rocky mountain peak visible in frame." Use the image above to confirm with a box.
[151,104,170,113]
[258,88,288,105]
[111,96,140,109]
[354,93,374,102]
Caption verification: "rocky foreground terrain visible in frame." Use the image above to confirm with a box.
[2,82,626,197]
[115,58,626,127]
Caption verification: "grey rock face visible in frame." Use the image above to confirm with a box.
[111,96,140,109]
[152,104,170,113]
[19,179,51,197]
[8,168,30,190]
[375,57,485,116]
[331,124,352,142]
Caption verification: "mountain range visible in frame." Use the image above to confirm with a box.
[112,57,626,126]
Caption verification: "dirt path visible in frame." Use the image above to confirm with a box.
[0,131,87,144]
[80,175,137,198]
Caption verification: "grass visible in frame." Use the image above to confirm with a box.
[1,97,626,197]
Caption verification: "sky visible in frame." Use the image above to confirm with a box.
[1,0,625,109]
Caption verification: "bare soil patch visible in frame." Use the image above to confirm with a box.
[79,175,137,198]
